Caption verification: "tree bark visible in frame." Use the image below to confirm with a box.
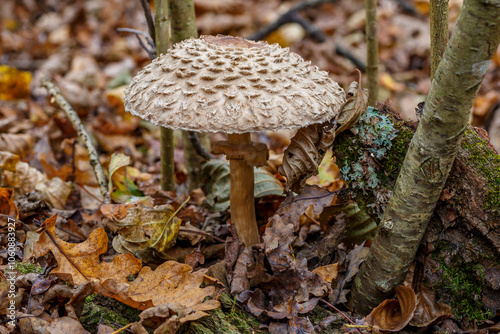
[168,0,211,192]
[351,0,500,314]
[430,0,449,79]
[155,0,175,191]
[365,0,379,106]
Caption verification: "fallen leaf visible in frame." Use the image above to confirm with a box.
[0,151,72,209]
[312,263,339,283]
[0,65,31,100]
[0,133,34,158]
[410,285,452,327]
[30,215,142,285]
[276,185,339,231]
[101,261,221,311]
[108,201,185,257]
[0,187,19,218]
[365,286,417,332]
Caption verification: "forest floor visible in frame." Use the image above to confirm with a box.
[0,0,499,333]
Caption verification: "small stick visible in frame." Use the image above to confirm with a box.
[117,28,156,60]
[42,79,110,203]
[319,298,364,334]
[138,0,155,44]
[178,227,225,243]
[248,0,336,41]
[188,131,214,160]
[335,45,366,72]
[304,212,321,225]
[110,323,134,334]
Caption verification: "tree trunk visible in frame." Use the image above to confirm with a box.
[168,0,211,192]
[155,0,175,191]
[365,0,379,106]
[430,0,449,79]
[334,105,500,321]
[350,0,500,313]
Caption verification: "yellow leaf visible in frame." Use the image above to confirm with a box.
[0,65,31,100]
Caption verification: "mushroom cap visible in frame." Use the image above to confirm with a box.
[124,35,346,134]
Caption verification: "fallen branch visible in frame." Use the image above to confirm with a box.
[248,0,335,42]
[42,79,109,202]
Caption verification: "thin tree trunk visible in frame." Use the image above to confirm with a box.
[168,0,211,191]
[155,0,175,191]
[430,0,449,79]
[365,0,378,106]
[351,0,500,314]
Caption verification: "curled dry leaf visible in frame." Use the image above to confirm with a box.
[109,202,183,257]
[410,285,452,327]
[279,71,367,193]
[365,285,417,332]
[0,151,71,209]
[336,70,369,135]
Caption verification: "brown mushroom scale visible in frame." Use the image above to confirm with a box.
[125,35,346,246]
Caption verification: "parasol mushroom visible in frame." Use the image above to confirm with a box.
[124,35,346,246]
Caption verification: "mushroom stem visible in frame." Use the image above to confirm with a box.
[228,133,260,246]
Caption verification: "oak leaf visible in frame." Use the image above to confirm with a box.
[410,285,452,327]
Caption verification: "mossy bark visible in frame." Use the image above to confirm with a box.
[335,115,500,321]
[155,0,175,191]
[168,0,211,191]
[351,0,500,314]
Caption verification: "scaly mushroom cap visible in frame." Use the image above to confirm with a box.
[124,35,346,134]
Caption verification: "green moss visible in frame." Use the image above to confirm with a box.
[179,292,263,334]
[382,122,414,177]
[432,243,493,323]
[80,294,141,333]
[15,262,43,274]
[461,128,500,211]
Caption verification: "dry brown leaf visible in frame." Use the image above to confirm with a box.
[0,187,19,218]
[0,151,71,209]
[279,123,326,193]
[336,70,369,135]
[365,286,417,332]
[100,261,221,311]
[279,73,365,193]
[31,215,142,285]
[410,285,452,327]
[106,202,183,256]
[312,263,339,283]
[276,185,339,232]
[0,133,34,158]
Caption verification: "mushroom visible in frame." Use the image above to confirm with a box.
[124,35,346,246]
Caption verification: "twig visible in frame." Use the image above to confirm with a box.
[335,44,366,72]
[110,323,134,334]
[178,227,225,243]
[117,28,156,60]
[304,212,321,225]
[42,79,110,203]
[138,0,155,44]
[319,298,364,334]
[248,0,336,41]
[188,131,214,160]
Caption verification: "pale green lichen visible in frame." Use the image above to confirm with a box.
[339,107,399,189]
